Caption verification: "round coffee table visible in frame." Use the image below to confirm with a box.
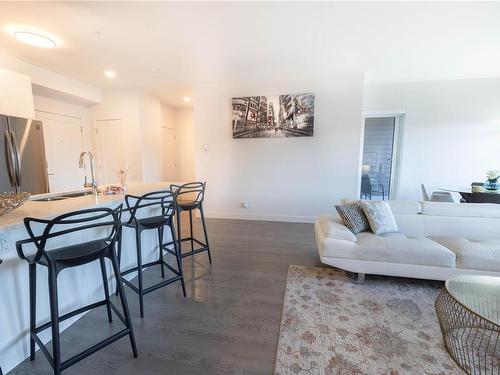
[435,275,500,375]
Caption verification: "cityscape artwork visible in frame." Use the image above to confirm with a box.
[232,93,314,138]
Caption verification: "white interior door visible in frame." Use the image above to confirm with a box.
[161,126,177,180]
[95,119,125,185]
[35,110,84,193]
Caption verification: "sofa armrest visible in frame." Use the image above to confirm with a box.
[317,214,356,242]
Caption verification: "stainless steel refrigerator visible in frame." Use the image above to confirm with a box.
[1,114,49,194]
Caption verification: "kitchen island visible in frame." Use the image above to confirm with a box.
[0,181,179,373]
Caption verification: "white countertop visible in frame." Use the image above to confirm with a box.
[0,181,178,230]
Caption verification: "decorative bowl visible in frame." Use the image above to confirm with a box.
[0,192,30,217]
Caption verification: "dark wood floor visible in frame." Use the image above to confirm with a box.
[11,217,322,374]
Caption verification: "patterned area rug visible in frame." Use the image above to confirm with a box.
[274,265,464,375]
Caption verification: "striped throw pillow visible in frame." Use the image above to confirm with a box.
[335,202,371,234]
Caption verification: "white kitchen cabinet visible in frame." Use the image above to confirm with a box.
[0,66,35,119]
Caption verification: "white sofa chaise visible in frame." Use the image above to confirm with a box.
[315,200,500,282]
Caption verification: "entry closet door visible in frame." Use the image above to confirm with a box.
[95,119,125,185]
[35,110,85,193]
[161,126,177,181]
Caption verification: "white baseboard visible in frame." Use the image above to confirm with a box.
[203,211,316,223]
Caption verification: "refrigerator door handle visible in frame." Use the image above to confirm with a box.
[4,129,18,189]
[10,129,22,189]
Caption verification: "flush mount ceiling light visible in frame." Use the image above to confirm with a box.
[6,26,58,48]
[104,70,116,79]
[182,96,191,103]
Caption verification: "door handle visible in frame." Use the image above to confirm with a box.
[4,129,17,189]
[10,130,22,189]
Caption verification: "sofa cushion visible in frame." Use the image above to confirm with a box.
[317,214,357,242]
[335,202,370,234]
[430,236,500,272]
[321,232,456,268]
[422,201,500,218]
[388,200,422,214]
[362,201,399,235]
[340,199,422,215]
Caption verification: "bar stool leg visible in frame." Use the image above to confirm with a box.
[29,263,37,360]
[199,205,212,264]
[158,227,165,278]
[176,207,182,256]
[109,253,138,358]
[48,267,61,375]
[115,228,123,296]
[170,224,186,297]
[189,210,194,251]
[99,257,113,323]
[135,229,145,318]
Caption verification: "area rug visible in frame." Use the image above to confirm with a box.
[274,265,464,375]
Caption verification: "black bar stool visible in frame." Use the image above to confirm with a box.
[116,190,186,317]
[16,205,137,375]
[169,182,212,263]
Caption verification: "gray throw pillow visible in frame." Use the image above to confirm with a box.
[361,201,399,235]
[335,202,371,234]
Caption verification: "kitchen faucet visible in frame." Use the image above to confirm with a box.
[78,151,98,196]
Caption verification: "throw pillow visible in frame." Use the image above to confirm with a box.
[361,201,399,235]
[335,202,371,234]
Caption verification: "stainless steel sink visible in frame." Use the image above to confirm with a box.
[31,191,94,202]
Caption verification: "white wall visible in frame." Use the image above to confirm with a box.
[90,90,194,184]
[140,94,163,182]
[89,90,143,181]
[175,107,195,182]
[364,77,500,201]
[32,90,93,151]
[193,73,364,222]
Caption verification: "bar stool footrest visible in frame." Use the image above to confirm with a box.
[180,247,209,258]
[31,300,132,373]
[178,237,207,248]
[35,300,108,333]
[121,260,183,296]
[143,275,183,295]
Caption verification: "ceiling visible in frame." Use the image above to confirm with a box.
[0,2,499,106]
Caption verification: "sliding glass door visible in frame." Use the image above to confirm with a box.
[360,116,402,200]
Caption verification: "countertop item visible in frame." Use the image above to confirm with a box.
[0,192,30,217]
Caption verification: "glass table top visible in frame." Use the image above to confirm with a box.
[446,275,500,325]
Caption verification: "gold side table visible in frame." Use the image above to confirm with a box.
[435,275,500,375]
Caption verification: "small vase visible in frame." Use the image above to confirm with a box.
[120,181,128,193]
[483,178,500,191]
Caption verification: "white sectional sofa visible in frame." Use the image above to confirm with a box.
[315,200,500,282]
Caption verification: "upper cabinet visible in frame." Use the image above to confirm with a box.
[0,67,35,119]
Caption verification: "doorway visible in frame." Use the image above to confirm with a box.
[360,114,403,200]
[35,110,85,193]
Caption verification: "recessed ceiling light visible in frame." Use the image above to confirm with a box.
[104,70,116,79]
[183,96,191,103]
[5,26,58,48]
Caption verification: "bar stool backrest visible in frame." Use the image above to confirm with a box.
[124,190,176,225]
[170,182,206,205]
[17,205,123,264]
